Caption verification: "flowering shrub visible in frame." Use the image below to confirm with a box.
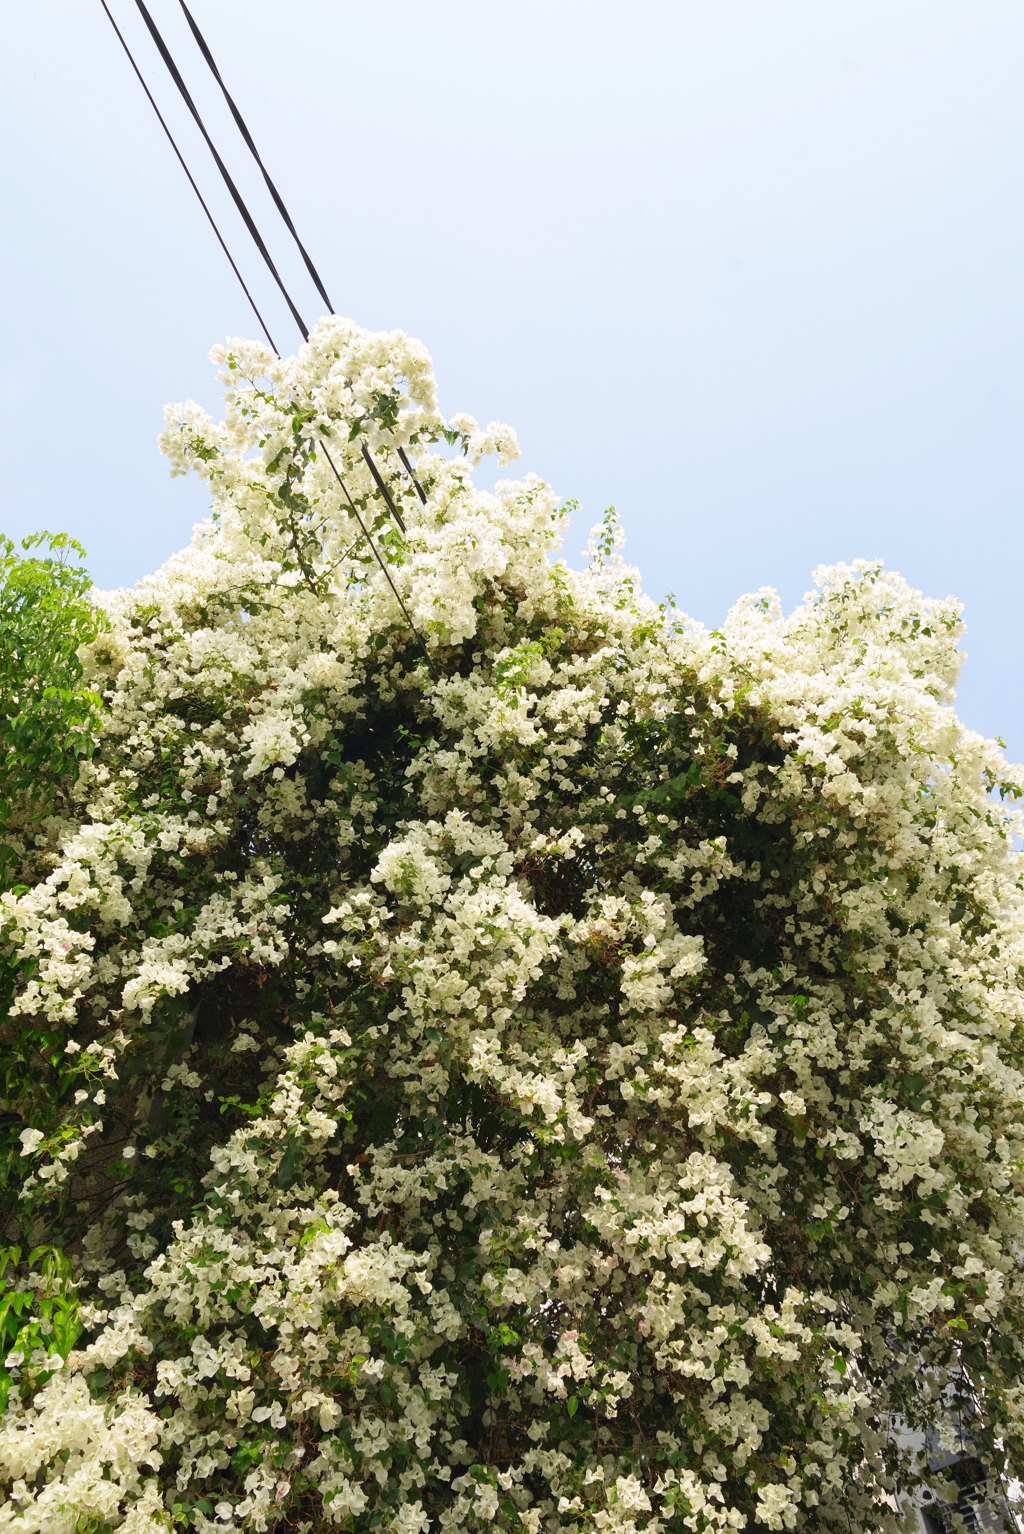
[1,316,1023,1534]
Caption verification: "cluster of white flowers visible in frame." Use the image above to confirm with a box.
[1,316,1023,1534]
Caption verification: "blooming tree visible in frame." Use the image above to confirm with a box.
[0,318,1023,1534]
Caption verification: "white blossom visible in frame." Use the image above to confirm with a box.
[1,317,1022,1533]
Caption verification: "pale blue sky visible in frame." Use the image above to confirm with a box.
[2,2,1022,751]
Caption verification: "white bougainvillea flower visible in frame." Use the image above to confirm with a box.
[0,318,1022,1534]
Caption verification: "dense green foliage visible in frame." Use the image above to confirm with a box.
[0,531,103,842]
[0,533,100,1407]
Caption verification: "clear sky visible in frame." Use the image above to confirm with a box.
[2,2,1022,752]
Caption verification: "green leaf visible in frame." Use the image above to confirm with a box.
[0,531,104,846]
[276,1135,305,1190]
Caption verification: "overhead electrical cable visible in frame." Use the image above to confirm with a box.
[398,445,428,505]
[361,443,407,534]
[101,0,435,676]
[176,0,335,316]
[172,0,428,517]
[98,0,279,352]
[131,0,311,339]
[320,441,438,680]
[128,0,417,527]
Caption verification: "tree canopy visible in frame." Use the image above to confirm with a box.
[0,531,104,1228]
[1,320,1023,1534]
[0,531,103,834]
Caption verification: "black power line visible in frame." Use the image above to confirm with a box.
[176,0,335,317]
[321,443,438,680]
[169,4,429,522]
[131,0,310,339]
[101,0,436,675]
[98,0,279,352]
[398,445,429,505]
[361,444,407,534]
